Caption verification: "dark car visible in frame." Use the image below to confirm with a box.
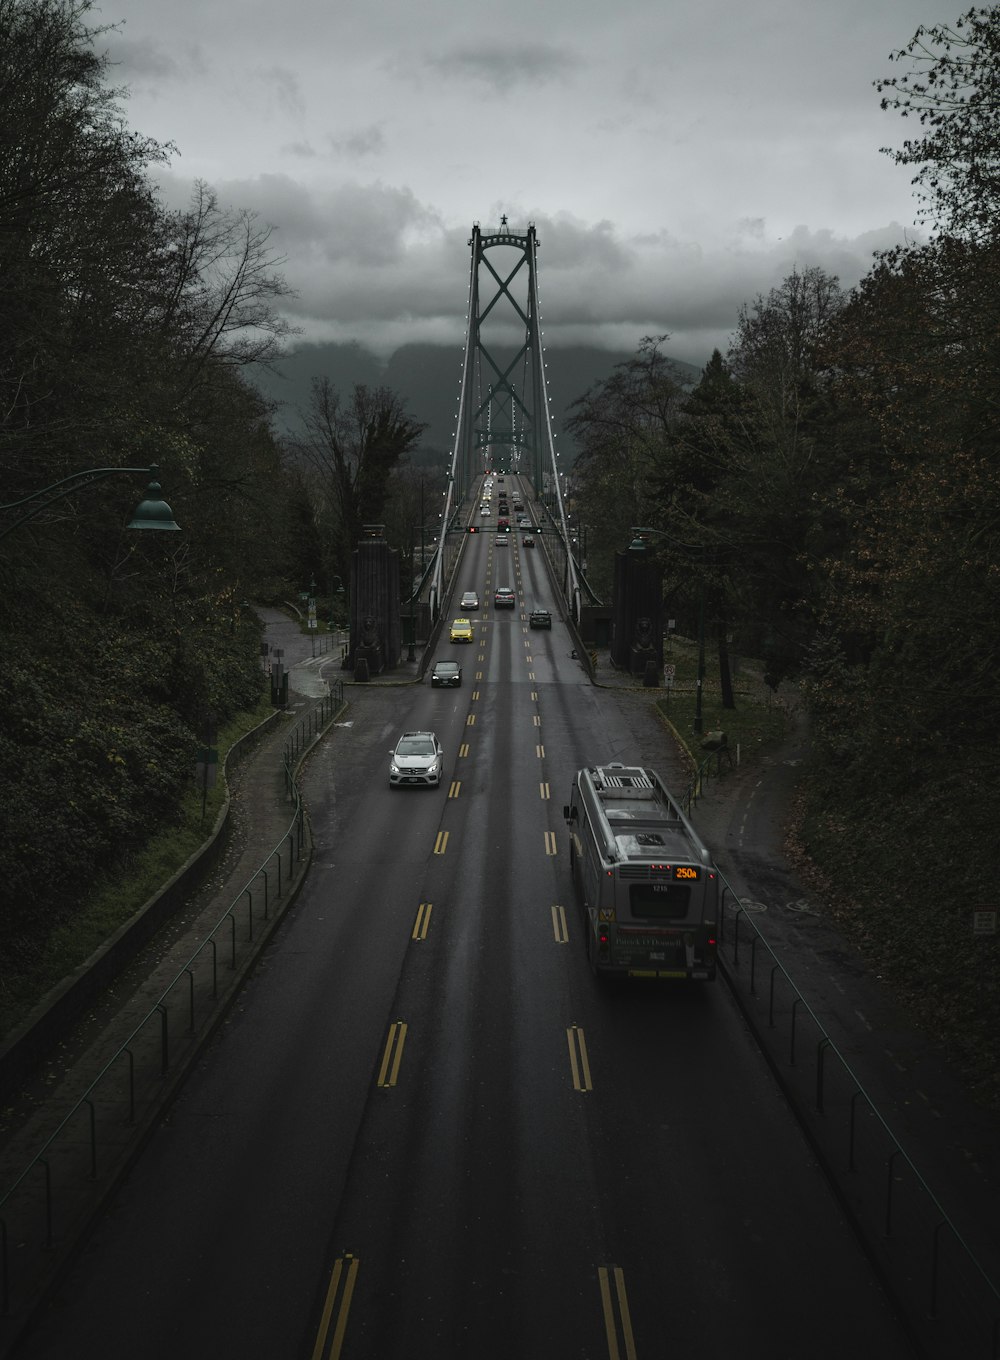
[529,607,551,629]
[431,660,462,687]
[494,586,516,608]
[522,535,535,547]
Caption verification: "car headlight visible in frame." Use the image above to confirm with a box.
[390,762,400,774]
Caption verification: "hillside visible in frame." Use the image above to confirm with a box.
[250,340,702,458]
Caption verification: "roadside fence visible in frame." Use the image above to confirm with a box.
[0,684,344,1338]
[718,875,1000,1360]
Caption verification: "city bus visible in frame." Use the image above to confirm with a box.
[564,763,719,979]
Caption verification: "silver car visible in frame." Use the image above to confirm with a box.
[389,731,443,788]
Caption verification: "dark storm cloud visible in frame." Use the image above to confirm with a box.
[254,66,305,120]
[131,0,943,367]
[420,41,578,91]
[330,126,386,158]
[203,173,441,268]
[103,34,206,83]
[154,166,918,366]
[174,169,907,365]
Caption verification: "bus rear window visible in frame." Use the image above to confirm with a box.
[628,882,691,920]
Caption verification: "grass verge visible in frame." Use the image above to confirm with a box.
[0,697,275,1040]
[647,635,792,762]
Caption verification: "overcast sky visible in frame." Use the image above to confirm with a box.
[103,0,948,369]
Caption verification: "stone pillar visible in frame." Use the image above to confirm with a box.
[346,528,401,675]
[610,549,663,678]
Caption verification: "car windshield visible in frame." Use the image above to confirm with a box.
[397,736,435,757]
[436,664,458,674]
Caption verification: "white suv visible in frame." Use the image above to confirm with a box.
[389,731,443,788]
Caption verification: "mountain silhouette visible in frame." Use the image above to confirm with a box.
[251,340,700,460]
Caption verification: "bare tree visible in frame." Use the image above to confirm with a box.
[160,181,297,389]
[877,7,1000,241]
[294,377,425,574]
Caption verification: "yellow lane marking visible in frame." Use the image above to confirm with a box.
[540,782,550,799]
[478,652,486,662]
[466,713,476,726]
[434,830,449,854]
[472,690,480,700]
[459,743,470,758]
[448,781,462,798]
[476,671,484,680]
[597,1265,637,1360]
[377,1021,408,1087]
[528,671,536,680]
[544,830,558,855]
[551,904,568,943]
[533,714,541,727]
[531,691,538,700]
[536,744,545,758]
[412,903,432,940]
[524,639,530,648]
[311,1253,360,1360]
[566,1025,593,1092]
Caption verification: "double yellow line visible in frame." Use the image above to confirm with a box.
[377,1021,407,1087]
[311,1254,359,1360]
[566,1024,593,1092]
[598,1265,637,1360]
[311,1254,636,1359]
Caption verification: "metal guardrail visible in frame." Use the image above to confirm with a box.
[717,870,1000,1359]
[683,747,734,815]
[281,681,343,795]
[0,685,345,1327]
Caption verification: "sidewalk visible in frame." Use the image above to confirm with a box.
[0,615,356,1354]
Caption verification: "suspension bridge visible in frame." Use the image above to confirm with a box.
[429,218,583,624]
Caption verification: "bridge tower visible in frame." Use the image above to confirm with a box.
[460,217,544,487]
[435,218,579,620]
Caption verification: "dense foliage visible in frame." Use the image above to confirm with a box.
[567,8,1000,1101]
[0,0,298,975]
[290,377,428,592]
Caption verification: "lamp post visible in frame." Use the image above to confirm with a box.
[630,526,706,734]
[407,474,429,661]
[0,465,180,542]
[407,528,417,663]
[306,576,317,656]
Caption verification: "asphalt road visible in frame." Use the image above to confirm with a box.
[13,483,915,1359]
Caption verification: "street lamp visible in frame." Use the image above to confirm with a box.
[630,526,706,734]
[0,465,180,542]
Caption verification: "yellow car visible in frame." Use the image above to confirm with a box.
[450,617,474,643]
